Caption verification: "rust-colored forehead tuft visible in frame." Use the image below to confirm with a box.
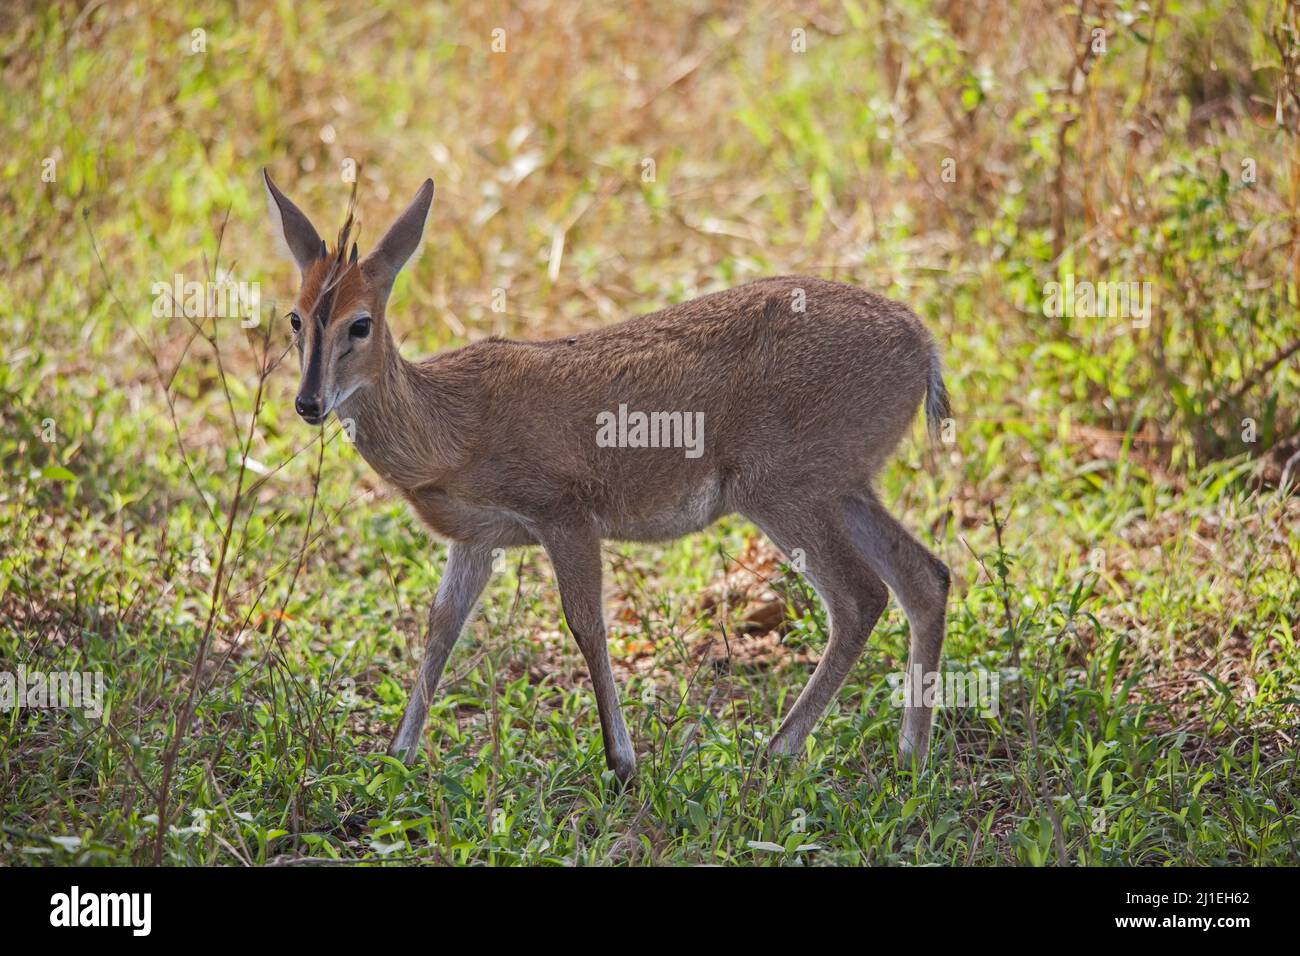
[298,198,367,324]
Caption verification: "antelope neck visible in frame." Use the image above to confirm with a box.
[338,329,461,490]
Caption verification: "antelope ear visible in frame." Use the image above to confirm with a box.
[263,169,324,273]
[363,179,434,302]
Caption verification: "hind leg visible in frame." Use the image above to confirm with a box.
[745,506,889,757]
[844,492,950,766]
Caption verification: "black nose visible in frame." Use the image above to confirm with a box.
[295,395,322,420]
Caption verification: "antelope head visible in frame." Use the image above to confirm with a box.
[262,170,434,424]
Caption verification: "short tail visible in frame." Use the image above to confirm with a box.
[924,347,951,442]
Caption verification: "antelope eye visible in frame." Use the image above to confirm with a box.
[349,316,372,339]
[289,311,302,333]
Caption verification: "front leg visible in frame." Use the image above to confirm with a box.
[538,523,636,785]
[388,542,495,762]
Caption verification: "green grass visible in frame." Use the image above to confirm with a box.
[2,0,1299,865]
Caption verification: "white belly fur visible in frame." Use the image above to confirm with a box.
[599,475,726,542]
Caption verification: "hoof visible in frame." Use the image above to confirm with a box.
[386,735,420,765]
[764,732,801,761]
[608,759,637,792]
[896,740,929,772]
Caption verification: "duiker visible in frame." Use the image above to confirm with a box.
[264,171,951,784]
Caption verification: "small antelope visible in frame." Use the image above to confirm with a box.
[264,171,951,784]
